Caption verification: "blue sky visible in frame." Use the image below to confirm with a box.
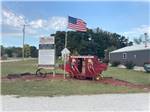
[1,1,150,47]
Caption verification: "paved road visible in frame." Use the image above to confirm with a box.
[1,93,149,111]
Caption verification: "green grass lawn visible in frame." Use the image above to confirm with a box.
[2,79,144,97]
[1,59,38,76]
[1,59,150,97]
[1,59,64,77]
[103,67,150,85]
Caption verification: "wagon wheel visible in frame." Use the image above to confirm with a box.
[95,74,103,80]
[36,68,47,78]
[95,76,101,80]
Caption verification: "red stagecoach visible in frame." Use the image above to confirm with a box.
[63,55,108,80]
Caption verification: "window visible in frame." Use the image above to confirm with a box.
[123,53,127,59]
[134,55,136,59]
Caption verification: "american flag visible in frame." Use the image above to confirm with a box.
[67,16,87,32]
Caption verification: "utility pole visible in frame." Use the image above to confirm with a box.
[144,33,148,48]
[22,24,30,60]
[22,24,25,60]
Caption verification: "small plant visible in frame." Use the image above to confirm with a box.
[125,61,135,69]
[111,61,120,67]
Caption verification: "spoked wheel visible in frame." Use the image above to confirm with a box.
[36,68,47,78]
[95,74,103,81]
[95,76,101,80]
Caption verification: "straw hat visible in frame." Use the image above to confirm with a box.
[88,59,93,63]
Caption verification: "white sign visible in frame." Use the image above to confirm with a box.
[38,36,55,69]
[40,36,55,44]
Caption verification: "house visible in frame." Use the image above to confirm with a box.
[109,44,150,66]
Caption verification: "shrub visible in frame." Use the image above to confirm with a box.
[125,61,135,69]
[1,55,8,60]
[111,61,120,67]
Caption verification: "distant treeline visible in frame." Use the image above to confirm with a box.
[1,28,133,59]
[1,45,38,58]
[53,28,133,58]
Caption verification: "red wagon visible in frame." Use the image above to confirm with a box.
[63,55,108,80]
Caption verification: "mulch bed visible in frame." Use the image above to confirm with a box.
[99,77,150,90]
[1,73,64,81]
[1,73,150,90]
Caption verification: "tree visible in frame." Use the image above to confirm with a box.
[128,41,133,46]
[30,46,38,57]
[134,33,150,45]
[24,44,31,57]
[54,28,131,58]
[134,37,143,44]
[5,47,13,57]
[16,47,22,57]
[54,31,65,57]
[1,45,5,56]
[1,45,38,58]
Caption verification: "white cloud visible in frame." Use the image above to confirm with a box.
[48,17,67,30]
[29,19,47,29]
[122,25,150,38]
[2,8,26,28]
[1,7,67,37]
[29,17,67,30]
[134,25,150,34]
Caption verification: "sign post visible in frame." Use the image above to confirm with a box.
[63,29,68,79]
[38,36,55,77]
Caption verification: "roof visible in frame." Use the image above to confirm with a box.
[111,43,150,53]
[70,56,94,59]
[61,48,70,54]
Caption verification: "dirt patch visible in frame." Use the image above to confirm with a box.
[1,73,64,81]
[98,77,150,90]
[1,73,150,91]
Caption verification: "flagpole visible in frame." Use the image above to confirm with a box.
[65,29,68,48]
[64,30,67,79]
[64,16,68,79]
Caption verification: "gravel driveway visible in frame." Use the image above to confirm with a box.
[1,93,149,111]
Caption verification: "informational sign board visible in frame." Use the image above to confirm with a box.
[38,36,55,69]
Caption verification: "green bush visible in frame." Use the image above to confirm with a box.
[111,61,120,67]
[125,61,135,69]
[1,55,8,60]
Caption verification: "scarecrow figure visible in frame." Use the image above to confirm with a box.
[87,59,95,75]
